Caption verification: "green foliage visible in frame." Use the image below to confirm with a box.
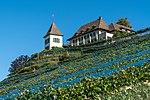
[15,63,150,100]
[9,55,30,73]
[59,51,70,61]
[136,27,150,33]
[113,31,130,39]
[52,46,62,50]
[116,17,132,28]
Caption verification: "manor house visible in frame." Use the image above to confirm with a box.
[68,16,135,46]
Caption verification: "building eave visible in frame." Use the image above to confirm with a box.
[43,34,63,38]
[68,28,110,41]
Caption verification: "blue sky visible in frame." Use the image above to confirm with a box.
[0,0,150,81]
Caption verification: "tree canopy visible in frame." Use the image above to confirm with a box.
[116,18,132,28]
[137,27,150,33]
[9,55,30,73]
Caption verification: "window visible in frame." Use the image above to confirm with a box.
[45,46,49,50]
[81,30,84,33]
[45,38,50,44]
[127,30,130,33]
[90,33,92,37]
[78,38,80,41]
[87,35,89,38]
[75,33,79,36]
[92,25,96,29]
[75,39,77,42]
[79,42,83,45]
[93,32,96,36]
[73,40,75,43]
[86,28,90,31]
[53,38,60,43]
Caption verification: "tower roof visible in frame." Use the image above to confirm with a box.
[44,22,63,38]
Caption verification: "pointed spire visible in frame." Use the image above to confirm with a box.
[44,13,63,38]
[44,22,63,38]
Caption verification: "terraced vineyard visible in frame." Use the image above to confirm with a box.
[0,33,150,99]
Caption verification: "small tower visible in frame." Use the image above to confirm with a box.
[43,22,63,50]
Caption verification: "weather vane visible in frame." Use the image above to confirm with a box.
[52,13,55,22]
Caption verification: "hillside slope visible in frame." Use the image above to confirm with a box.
[0,33,150,99]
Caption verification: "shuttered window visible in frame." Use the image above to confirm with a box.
[53,38,60,43]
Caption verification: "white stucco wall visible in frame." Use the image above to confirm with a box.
[69,30,114,46]
[99,31,114,40]
[50,35,63,49]
[106,32,114,39]
[44,35,63,49]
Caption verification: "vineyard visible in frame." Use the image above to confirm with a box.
[0,33,150,99]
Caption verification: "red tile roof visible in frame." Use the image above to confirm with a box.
[109,23,135,32]
[44,22,63,38]
[68,17,109,40]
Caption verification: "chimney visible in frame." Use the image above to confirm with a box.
[99,16,102,20]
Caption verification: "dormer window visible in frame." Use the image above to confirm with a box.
[127,30,131,33]
[92,25,96,29]
[120,28,125,31]
[86,27,90,31]
[75,33,79,36]
[81,30,84,33]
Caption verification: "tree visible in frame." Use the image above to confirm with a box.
[9,55,30,73]
[113,31,130,39]
[116,17,132,28]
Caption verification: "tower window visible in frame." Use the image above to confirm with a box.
[45,46,49,50]
[45,38,50,44]
[53,38,60,43]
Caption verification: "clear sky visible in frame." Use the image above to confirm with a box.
[0,0,150,81]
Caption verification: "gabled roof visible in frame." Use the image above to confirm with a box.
[68,17,109,40]
[109,23,135,32]
[44,22,63,38]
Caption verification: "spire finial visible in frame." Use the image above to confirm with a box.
[52,13,55,23]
